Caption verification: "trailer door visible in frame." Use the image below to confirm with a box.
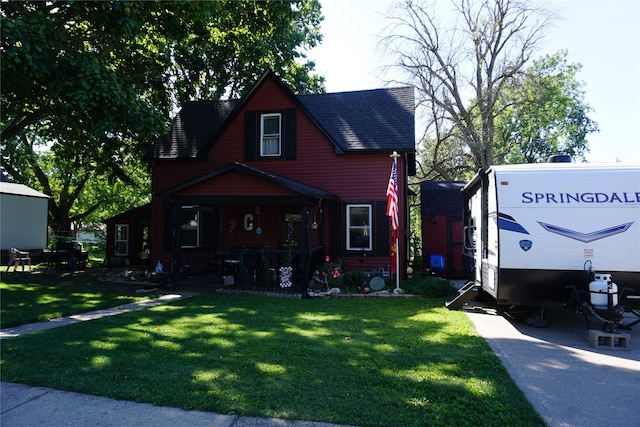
[483,170,499,298]
[464,188,482,283]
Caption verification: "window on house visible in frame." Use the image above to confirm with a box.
[181,207,199,248]
[180,206,215,248]
[114,224,129,256]
[346,204,372,251]
[260,113,281,157]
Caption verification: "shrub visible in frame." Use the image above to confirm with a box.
[401,272,456,297]
[341,270,368,293]
[317,256,343,288]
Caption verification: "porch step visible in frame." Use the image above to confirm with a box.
[445,281,479,310]
[588,330,631,350]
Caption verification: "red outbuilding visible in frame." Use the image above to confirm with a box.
[420,181,466,278]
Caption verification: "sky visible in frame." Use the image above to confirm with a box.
[307,0,640,163]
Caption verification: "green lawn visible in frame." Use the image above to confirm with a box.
[1,271,157,328]
[1,294,544,427]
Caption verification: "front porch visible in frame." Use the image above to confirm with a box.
[176,246,326,292]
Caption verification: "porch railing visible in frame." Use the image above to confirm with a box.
[179,246,326,291]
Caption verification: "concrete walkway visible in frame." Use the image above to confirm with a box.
[1,382,354,427]
[0,292,199,339]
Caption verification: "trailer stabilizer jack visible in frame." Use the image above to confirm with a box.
[445,282,479,310]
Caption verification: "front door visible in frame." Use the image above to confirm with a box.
[133,219,151,264]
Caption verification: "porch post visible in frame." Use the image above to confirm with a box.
[172,203,181,283]
[301,204,311,283]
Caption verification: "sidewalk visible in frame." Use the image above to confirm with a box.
[1,382,355,427]
[0,292,200,339]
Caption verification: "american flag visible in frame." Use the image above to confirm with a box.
[386,159,398,231]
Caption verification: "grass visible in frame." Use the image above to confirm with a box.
[0,293,545,427]
[1,270,158,328]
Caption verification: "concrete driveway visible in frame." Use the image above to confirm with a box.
[465,303,640,427]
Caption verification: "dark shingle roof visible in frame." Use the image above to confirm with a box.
[298,86,415,153]
[145,100,240,160]
[145,73,415,160]
[420,181,466,215]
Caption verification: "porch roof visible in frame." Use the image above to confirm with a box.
[102,203,152,224]
[157,162,338,200]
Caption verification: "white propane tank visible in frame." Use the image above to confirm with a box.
[589,273,618,308]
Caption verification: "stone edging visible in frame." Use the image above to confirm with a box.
[215,288,424,299]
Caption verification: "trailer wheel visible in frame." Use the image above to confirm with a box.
[501,305,534,323]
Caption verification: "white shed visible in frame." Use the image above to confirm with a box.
[0,182,49,251]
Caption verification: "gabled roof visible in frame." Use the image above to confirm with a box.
[158,162,338,200]
[102,203,151,224]
[0,182,49,199]
[145,99,240,160]
[145,70,415,160]
[298,86,414,153]
[420,181,466,215]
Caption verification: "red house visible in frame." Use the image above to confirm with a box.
[103,204,151,266]
[142,70,415,289]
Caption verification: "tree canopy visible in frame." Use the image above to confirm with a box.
[495,51,598,164]
[383,0,598,182]
[1,0,324,235]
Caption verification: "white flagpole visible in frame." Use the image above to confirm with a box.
[395,234,400,291]
[390,151,401,292]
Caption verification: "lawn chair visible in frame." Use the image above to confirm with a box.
[7,248,31,272]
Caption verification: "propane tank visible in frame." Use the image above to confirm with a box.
[589,273,618,308]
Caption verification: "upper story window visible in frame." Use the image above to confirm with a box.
[260,113,281,157]
[244,109,296,162]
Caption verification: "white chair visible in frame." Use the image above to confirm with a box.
[7,248,31,272]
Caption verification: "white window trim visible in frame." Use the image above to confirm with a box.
[181,206,199,248]
[260,113,282,157]
[346,204,373,251]
[114,224,129,256]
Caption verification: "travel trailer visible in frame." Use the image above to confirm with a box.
[447,162,640,327]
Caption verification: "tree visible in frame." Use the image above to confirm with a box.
[495,51,598,164]
[383,0,553,170]
[1,1,324,235]
[413,51,598,182]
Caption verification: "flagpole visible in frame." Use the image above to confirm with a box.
[394,233,400,291]
[390,151,401,292]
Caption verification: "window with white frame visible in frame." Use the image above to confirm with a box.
[260,113,281,156]
[181,206,199,248]
[114,224,129,256]
[346,204,372,250]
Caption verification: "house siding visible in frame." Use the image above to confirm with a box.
[104,204,152,266]
[0,193,49,251]
[0,185,49,251]
[148,73,412,284]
